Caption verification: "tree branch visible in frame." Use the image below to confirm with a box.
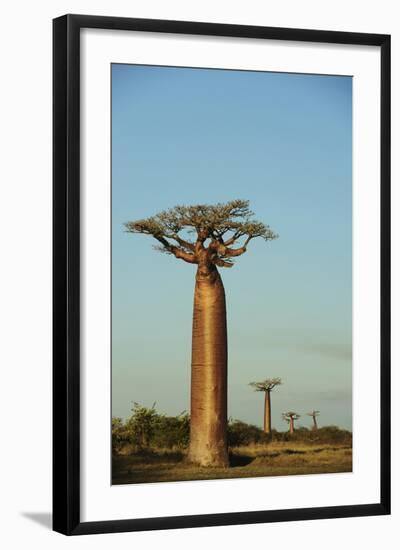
[223,231,243,247]
[215,258,234,268]
[166,234,195,251]
[223,245,247,258]
[154,236,197,264]
[174,249,197,263]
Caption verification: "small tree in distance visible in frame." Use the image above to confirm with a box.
[282,411,300,434]
[249,378,282,434]
[307,410,320,431]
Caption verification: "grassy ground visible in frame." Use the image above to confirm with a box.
[112,442,352,485]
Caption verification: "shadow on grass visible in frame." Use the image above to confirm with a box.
[229,454,255,467]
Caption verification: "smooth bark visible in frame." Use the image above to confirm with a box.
[188,265,229,467]
[264,391,272,433]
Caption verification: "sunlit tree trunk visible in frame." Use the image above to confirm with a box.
[264,391,272,434]
[188,265,229,467]
[289,417,294,434]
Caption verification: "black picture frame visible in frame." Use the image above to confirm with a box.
[53,14,391,536]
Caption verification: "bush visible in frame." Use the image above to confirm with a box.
[112,405,190,453]
[152,413,190,448]
[228,420,268,446]
[125,402,159,447]
[313,425,352,445]
[111,417,131,453]
[112,404,352,455]
[271,425,352,445]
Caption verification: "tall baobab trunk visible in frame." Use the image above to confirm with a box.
[264,391,272,433]
[188,264,229,467]
[289,417,294,434]
[312,415,318,431]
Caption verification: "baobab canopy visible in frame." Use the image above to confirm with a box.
[125,199,278,268]
[282,411,301,421]
[249,378,282,392]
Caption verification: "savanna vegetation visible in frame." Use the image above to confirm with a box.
[112,404,352,485]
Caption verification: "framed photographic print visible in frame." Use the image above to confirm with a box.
[53,14,390,535]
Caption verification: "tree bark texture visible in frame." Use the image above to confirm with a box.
[264,391,271,434]
[188,265,229,467]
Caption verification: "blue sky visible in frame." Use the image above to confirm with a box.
[111,64,352,431]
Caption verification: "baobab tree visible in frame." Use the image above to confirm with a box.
[307,410,320,431]
[282,411,300,434]
[249,378,282,434]
[125,199,277,467]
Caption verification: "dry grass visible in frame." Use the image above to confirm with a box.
[112,442,352,485]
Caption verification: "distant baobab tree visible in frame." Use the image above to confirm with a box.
[249,378,282,434]
[307,410,320,431]
[282,411,300,434]
[125,199,277,467]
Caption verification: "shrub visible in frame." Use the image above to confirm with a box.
[313,425,352,445]
[227,420,268,446]
[125,402,159,447]
[272,425,352,445]
[152,413,190,448]
[112,404,352,455]
[111,416,131,453]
